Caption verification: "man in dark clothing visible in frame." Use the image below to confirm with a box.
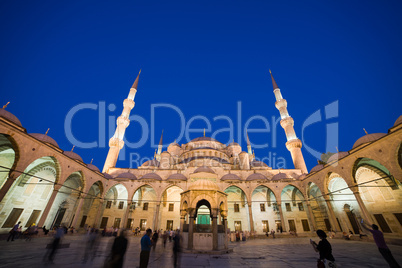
[311,229,336,267]
[140,229,152,268]
[173,230,181,268]
[362,221,400,268]
[7,221,21,241]
[108,230,128,268]
[151,230,159,251]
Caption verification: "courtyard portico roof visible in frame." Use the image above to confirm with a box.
[86,163,100,172]
[272,172,292,180]
[327,152,349,163]
[246,173,268,181]
[167,173,187,181]
[141,172,162,181]
[29,133,59,148]
[0,108,22,127]
[63,151,83,162]
[352,133,386,149]
[194,166,215,174]
[394,115,402,126]
[115,172,137,180]
[103,173,113,179]
[220,174,242,181]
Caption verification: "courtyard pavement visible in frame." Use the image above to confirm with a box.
[0,234,401,268]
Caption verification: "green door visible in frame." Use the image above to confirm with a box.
[197,214,210,224]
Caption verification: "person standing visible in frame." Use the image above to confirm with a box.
[162,231,168,248]
[7,221,21,241]
[107,229,128,268]
[140,229,153,268]
[270,229,275,239]
[173,230,182,268]
[310,229,336,268]
[151,230,159,251]
[361,221,400,268]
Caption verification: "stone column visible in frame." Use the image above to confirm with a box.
[71,194,86,228]
[187,210,194,250]
[221,210,228,249]
[93,200,104,228]
[306,201,317,231]
[38,185,61,227]
[353,191,373,224]
[153,203,160,231]
[212,211,218,250]
[121,200,132,229]
[180,209,186,231]
[0,170,21,203]
[324,197,339,232]
[277,202,286,232]
[247,203,254,232]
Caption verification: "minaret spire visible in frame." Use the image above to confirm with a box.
[246,131,253,158]
[103,70,141,173]
[156,130,163,161]
[270,70,308,174]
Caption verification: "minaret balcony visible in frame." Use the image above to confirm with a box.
[285,139,302,150]
[109,137,125,149]
[280,117,294,128]
[275,99,287,110]
[123,99,135,109]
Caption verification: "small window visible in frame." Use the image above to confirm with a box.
[374,214,392,233]
[285,203,292,212]
[234,203,240,212]
[118,201,124,209]
[260,203,266,212]
[298,202,304,211]
[143,202,149,211]
[262,220,269,232]
[272,203,279,211]
[106,201,112,209]
[301,219,310,231]
[2,208,23,228]
[140,219,147,231]
[169,203,174,211]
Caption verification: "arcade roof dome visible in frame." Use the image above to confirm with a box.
[194,166,215,174]
[327,152,349,163]
[394,115,402,126]
[103,173,113,179]
[29,133,59,148]
[220,174,242,181]
[0,108,22,127]
[310,164,324,173]
[141,173,162,181]
[167,173,187,181]
[116,172,137,180]
[188,179,220,191]
[352,133,386,149]
[272,173,292,180]
[63,151,83,162]
[246,173,268,181]
[86,163,100,172]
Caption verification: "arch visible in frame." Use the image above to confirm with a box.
[352,157,397,189]
[160,183,184,199]
[397,142,402,171]
[88,180,104,196]
[194,199,212,219]
[0,134,17,188]
[251,185,277,206]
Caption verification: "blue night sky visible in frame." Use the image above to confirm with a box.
[1,0,401,171]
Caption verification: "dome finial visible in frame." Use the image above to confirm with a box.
[71,145,75,152]
[2,102,10,109]
[363,128,368,135]
[90,158,93,164]
[45,128,50,135]
[203,128,205,137]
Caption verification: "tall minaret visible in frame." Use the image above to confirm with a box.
[103,70,141,173]
[155,130,163,161]
[246,132,253,158]
[270,70,308,174]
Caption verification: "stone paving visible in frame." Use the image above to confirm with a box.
[0,234,401,268]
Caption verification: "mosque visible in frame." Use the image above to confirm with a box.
[0,70,401,251]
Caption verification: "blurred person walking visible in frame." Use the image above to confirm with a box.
[44,225,65,263]
[173,230,182,268]
[7,221,20,241]
[140,229,153,268]
[104,229,128,268]
[310,229,336,268]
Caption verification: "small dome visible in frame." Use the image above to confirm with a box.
[142,159,160,167]
[220,174,242,181]
[194,166,215,174]
[394,115,402,127]
[246,173,268,181]
[189,179,219,191]
[272,173,292,180]
[227,142,240,147]
[141,173,162,181]
[86,163,100,172]
[310,164,324,173]
[251,161,268,168]
[169,141,180,147]
[0,108,22,127]
[166,173,187,181]
[63,151,83,162]
[29,133,59,147]
[103,173,113,180]
[297,174,307,180]
[116,172,137,180]
[353,133,386,149]
[327,152,349,163]
[191,137,218,142]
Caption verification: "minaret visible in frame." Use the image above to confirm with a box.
[103,70,141,173]
[156,130,163,161]
[246,132,253,159]
[270,70,308,174]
